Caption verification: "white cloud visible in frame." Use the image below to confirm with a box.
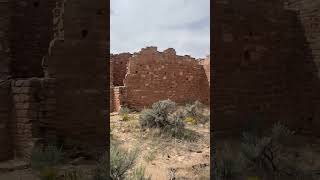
[111,0,210,58]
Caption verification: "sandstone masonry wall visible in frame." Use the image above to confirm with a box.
[199,55,210,85]
[111,53,131,86]
[10,0,55,78]
[47,0,108,149]
[123,47,209,110]
[213,0,320,135]
[111,86,127,112]
[11,78,56,159]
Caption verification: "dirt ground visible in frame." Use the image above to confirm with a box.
[111,112,210,180]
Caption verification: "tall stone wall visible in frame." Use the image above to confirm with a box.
[124,47,209,110]
[111,53,131,86]
[47,0,108,149]
[11,78,56,159]
[212,0,320,135]
[10,0,55,78]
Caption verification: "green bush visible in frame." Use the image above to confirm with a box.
[31,144,63,171]
[182,101,208,124]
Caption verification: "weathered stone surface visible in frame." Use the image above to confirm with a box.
[111,53,131,86]
[11,78,55,159]
[110,47,210,111]
[10,0,55,78]
[46,0,108,150]
[212,0,320,135]
[0,0,109,162]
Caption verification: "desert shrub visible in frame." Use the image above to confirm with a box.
[94,142,139,180]
[183,101,209,124]
[119,106,131,116]
[139,109,157,128]
[31,144,63,171]
[39,167,59,180]
[239,122,309,178]
[131,165,151,180]
[139,100,199,141]
[139,100,176,128]
[161,111,199,140]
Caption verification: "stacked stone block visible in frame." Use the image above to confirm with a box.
[123,47,210,110]
[10,0,55,78]
[47,0,108,150]
[111,53,131,86]
[11,78,56,159]
[212,0,320,135]
[111,86,127,112]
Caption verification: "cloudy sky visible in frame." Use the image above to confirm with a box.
[111,0,210,58]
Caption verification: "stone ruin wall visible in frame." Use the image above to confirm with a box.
[0,0,108,161]
[46,0,108,150]
[11,78,56,159]
[110,53,130,112]
[111,86,127,112]
[199,55,210,85]
[213,0,320,136]
[10,0,55,78]
[111,53,131,86]
[111,47,210,111]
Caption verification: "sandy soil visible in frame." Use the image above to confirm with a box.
[111,112,210,180]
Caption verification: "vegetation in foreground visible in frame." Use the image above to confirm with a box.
[139,99,208,141]
[28,99,210,180]
[213,122,319,180]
